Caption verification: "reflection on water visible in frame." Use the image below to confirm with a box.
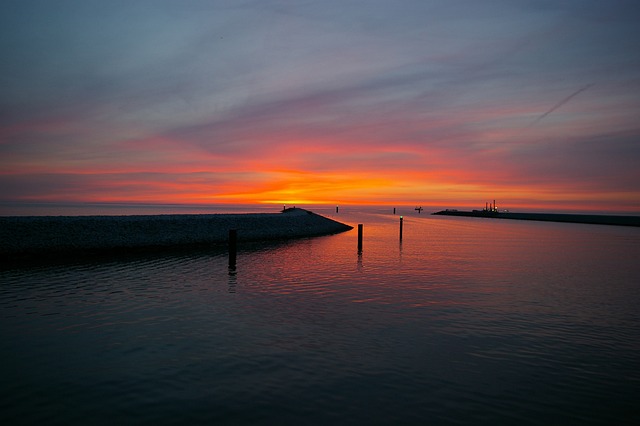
[228,265,237,294]
[1,208,639,425]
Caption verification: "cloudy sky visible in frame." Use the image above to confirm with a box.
[1,0,639,212]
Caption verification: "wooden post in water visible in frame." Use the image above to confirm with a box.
[399,216,403,241]
[357,224,363,253]
[228,229,237,267]
[393,207,396,215]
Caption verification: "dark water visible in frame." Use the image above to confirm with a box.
[2,207,639,425]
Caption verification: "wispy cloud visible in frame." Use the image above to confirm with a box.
[528,84,594,127]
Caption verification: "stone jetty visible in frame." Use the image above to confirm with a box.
[432,210,640,227]
[0,208,353,256]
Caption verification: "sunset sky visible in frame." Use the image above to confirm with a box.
[2,0,639,213]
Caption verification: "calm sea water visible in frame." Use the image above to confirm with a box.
[1,206,639,425]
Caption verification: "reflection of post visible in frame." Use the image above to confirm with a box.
[399,216,403,241]
[357,224,363,253]
[228,265,237,293]
[228,229,237,268]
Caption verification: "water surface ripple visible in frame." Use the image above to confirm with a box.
[1,209,639,425]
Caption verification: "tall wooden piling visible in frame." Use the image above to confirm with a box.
[399,216,403,241]
[228,229,237,267]
[357,224,363,253]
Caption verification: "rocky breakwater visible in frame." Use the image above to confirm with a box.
[432,210,640,227]
[0,208,353,257]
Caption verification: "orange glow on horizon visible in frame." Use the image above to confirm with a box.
[9,167,638,214]
[3,120,639,214]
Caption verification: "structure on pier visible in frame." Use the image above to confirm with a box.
[473,199,502,214]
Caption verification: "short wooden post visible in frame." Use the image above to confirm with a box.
[228,229,237,267]
[393,207,396,215]
[399,216,403,241]
[357,224,363,253]
[336,205,339,213]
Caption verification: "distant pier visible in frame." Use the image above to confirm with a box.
[432,210,640,227]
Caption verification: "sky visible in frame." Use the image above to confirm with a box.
[1,0,640,213]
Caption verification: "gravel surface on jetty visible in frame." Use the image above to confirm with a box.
[0,208,352,256]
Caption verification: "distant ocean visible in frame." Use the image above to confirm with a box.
[1,206,639,425]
